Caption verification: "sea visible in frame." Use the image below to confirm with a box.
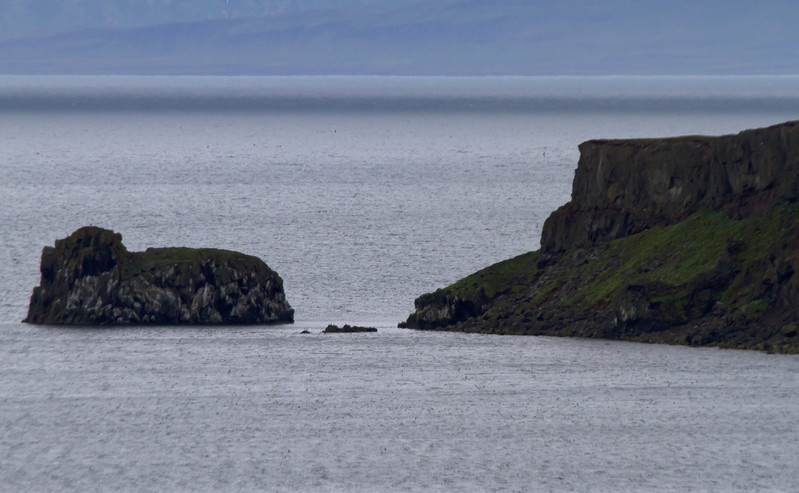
[1,75,798,492]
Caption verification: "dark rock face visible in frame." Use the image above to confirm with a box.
[397,290,481,331]
[401,121,799,353]
[25,226,294,325]
[541,122,799,253]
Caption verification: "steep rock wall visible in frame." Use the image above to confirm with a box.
[541,121,799,252]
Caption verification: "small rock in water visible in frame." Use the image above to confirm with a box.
[323,324,377,333]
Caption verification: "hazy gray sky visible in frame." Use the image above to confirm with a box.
[0,0,797,75]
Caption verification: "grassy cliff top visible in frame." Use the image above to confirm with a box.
[51,226,277,282]
[121,247,276,279]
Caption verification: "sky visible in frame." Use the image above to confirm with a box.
[0,0,797,75]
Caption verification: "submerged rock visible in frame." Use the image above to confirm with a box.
[24,226,294,325]
[323,324,377,333]
[401,120,799,353]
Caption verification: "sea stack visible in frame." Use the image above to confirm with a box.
[24,226,294,325]
[401,120,799,353]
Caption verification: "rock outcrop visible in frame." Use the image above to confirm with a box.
[24,227,294,325]
[541,121,799,253]
[323,324,378,333]
[400,121,799,353]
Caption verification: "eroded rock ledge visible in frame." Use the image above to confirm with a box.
[24,226,294,325]
[401,121,799,353]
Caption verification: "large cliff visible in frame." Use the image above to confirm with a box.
[401,120,799,353]
[24,227,294,325]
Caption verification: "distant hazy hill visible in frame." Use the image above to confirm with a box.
[1,0,797,75]
[0,0,407,38]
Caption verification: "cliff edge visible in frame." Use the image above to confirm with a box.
[400,121,799,353]
[24,227,294,325]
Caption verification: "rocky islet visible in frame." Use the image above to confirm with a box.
[24,226,294,325]
[323,324,378,333]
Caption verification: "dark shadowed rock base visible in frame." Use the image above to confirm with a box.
[24,226,294,325]
[401,121,799,353]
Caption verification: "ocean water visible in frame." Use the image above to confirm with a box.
[1,76,799,491]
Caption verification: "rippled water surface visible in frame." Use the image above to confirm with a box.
[1,76,799,491]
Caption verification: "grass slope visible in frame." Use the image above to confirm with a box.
[408,203,799,353]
